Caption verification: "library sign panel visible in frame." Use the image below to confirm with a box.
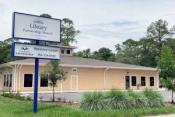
[13,12,61,42]
[14,43,60,59]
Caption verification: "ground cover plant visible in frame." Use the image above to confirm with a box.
[1,92,32,101]
[80,89,164,111]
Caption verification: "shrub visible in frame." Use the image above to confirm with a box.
[26,96,32,101]
[127,90,149,108]
[1,92,29,101]
[143,89,164,107]
[106,89,129,109]
[80,89,164,111]
[80,92,107,111]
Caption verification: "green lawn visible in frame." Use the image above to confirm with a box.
[0,96,175,117]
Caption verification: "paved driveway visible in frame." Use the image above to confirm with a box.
[22,89,175,102]
[23,92,83,102]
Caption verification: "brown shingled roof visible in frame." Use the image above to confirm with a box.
[5,55,156,71]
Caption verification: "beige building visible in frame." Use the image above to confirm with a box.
[0,46,159,93]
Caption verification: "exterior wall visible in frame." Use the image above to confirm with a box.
[16,65,60,92]
[0,67,13,91]
[0,64,159,92]
[127,70,158,90]
[78,68,104,90]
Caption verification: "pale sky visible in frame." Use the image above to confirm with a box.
[0,0,175,51]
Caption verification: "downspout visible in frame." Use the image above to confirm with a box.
[18,64,22,92]
[103,68,109,90]
[15,64,20,92]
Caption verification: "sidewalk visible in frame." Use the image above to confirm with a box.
[145,114,175,117]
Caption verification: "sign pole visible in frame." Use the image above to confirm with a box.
[33,40,39,113]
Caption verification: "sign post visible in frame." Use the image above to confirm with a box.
[11,12,61,113]
[33,40,39,113]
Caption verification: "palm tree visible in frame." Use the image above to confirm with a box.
[42,60,66,102]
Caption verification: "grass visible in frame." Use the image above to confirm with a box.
[0,96,175,117]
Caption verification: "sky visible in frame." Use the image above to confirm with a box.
[0,0,175,52]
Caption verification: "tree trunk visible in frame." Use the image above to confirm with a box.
[172,90,174,103]
[52,86,55,102]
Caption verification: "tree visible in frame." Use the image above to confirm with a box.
[115,19,175,67]
[74,48,91,58]
[138,38,158,67]
[0,38,11,63]
[40,14,79,46]
[61,18,80,46]
[158,46,175,103]
[42,60,66,102]
[40,13,52,18]
[115,39,141,65]
[147,19,171,54]
[92,47,115,61]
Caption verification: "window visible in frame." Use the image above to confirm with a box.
[9,74,12,87]
[61,49,64,54]
[66,50,70,54]
[150,77,154,86]
[40,75,48,87]
[131,76,136,86]
[72,68,77,73]
[24,74,33,87]
[6,74,9,87]
[141,76,146,86]
[3,75,6,87]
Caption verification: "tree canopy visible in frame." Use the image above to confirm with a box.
[74,19,175,68]
[158,46,175,103]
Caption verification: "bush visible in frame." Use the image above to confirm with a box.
[80,92,107,111]
[143,89,164,107]
[127,90,149,108]
[106,89,128,109]
[1,92,31,101]
[80,89,164,111]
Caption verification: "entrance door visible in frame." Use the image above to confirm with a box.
[125,76,130,89]
[71,75,78,91]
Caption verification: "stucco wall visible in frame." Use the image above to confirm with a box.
[11,65,159,92]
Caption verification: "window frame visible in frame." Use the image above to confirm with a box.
[131,76,137,86]
[66,49,71,54]
[150,77,154,86]
[6,74,9,87]
[72,68,78,73]
[141,76,146,86]
[24,74,33,87]
[9,74,12,87]
[61,49,64,54]
[40,74,49,87]
[3,74,6,87]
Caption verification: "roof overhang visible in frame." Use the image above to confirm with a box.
[60,64,157,71]
[0,62,157,71]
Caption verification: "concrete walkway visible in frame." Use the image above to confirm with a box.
[145,114,175,117]
[23,89,174,102]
